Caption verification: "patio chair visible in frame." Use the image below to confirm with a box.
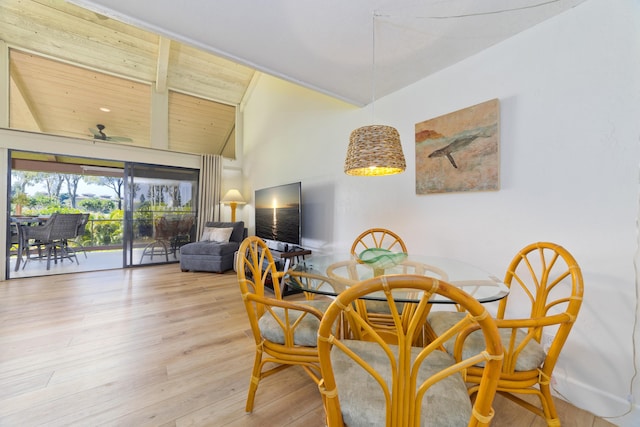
[65,213,90,258]
[139,216,178,263]
[21,213,57,269]
[22,214,81,270]
[47,213,83,268]
[170,214,194,255]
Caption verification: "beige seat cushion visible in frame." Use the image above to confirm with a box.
[258,300,330,347]
[362,299,405,315]
[331,339,471,427]
[428,311,546,371]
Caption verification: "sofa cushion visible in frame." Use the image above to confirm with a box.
[204,221,245,243]
[180,240,240,257]
[201,226,233,242]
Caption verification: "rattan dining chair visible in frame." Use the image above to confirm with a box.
[428,242,584,426]
[236,236,330,412]
[350,228,410,342]
[317,274,503,427]
[350,228,407,257]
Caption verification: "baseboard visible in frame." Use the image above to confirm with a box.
[552,372,639,426]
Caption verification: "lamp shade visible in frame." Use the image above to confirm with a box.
[221,189,246,205]
[344,125,406,176]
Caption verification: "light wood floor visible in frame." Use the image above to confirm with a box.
[0,266,616,426]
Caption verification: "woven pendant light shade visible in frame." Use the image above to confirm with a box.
[344,125,406,176]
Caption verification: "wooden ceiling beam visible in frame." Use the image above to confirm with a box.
[0,41,8,127]
[218,124,235,156]
[9,64,44,132]
[2,0,247,159]
[156,36,171,93]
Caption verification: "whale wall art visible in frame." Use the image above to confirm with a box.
[415,98,500,194]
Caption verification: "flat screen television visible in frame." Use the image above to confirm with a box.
[255,182,302,249]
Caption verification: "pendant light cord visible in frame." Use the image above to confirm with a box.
[371,11,377,122]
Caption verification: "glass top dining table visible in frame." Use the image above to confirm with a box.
[285,253,509,304]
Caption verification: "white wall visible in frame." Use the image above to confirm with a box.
[242,0,640,424]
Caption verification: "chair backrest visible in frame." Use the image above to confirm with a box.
[23,213,58,241]
[176,215,194,236]
[351,228,407,257]
[498,241,583,375]
[10,222,19,245]
[236,236,292,342]
[317,274,503,427]
[49,214,84,241]
[237,235,284,297]
[76,213,90,237]
[154,216,174,240]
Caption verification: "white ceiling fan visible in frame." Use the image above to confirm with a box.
[89,124,133,142]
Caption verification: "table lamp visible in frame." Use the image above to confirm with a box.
[221,189,245,222]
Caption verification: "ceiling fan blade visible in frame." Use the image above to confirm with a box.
[88,127,106,140]
[88,125,131,142]
[107,136,133,142]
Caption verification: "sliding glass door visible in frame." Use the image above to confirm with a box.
[7,150,200,278]
[123,163,199,267]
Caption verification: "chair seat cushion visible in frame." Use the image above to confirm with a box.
[259,300,331,347]
[331,339,471,427]
[363,300,405,315]
[428,311,546,371]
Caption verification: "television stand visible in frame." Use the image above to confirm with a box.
[268,247,312,297]
[271,248,312,273]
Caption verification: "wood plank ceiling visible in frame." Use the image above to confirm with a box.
[0,0,256,160]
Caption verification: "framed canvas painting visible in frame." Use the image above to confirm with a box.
[415,98,500,194]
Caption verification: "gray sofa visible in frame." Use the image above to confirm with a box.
[179,221,246,273]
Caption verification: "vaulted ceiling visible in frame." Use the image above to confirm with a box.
[1,0,586,160]
[1,0,255,158]
[68,0,586,105]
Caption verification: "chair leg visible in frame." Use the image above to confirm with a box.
[46,245,53,270]
[139,240,170,264]
[59,243,79,265]
[539,383,561,427]
[245,350,264,413]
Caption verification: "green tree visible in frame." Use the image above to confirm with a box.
[79,198,115,214]
[99,177,123,210]
[147,184,168,206]
[168,184,182,207]
[39,172,64,202]
[31,193,64,211]
[93,210,124,245]
[11,170,42,195]
[63,174,82,208]
[11,192,29,215]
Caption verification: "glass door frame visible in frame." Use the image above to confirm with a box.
[122,162,199,268]
[6,151,199,278]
